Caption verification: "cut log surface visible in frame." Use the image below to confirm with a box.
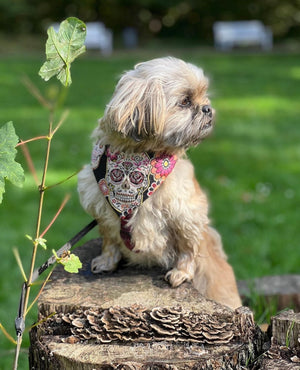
[256,310,300,370]
[30,238,265,369]
[272,310,300,349]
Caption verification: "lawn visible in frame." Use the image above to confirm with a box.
[0,48,300,368]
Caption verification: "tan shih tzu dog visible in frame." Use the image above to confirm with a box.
[78,57,241,309]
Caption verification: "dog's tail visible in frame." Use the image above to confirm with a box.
[193,226,242,309]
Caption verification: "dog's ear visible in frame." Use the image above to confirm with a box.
[104,74,166,141]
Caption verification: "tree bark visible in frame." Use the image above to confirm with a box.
[254,310,300,369]
[29,238,266,369]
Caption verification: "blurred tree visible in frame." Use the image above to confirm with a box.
[0,0,299,41]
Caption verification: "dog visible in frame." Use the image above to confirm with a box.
[78,57,241,309]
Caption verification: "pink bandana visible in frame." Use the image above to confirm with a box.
[91,143,177,251]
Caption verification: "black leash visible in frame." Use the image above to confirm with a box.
[15,219,97,336]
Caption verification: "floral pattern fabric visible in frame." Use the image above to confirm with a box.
[91,143,177,250]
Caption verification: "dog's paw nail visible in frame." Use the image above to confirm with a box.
[164,271,171,283]
[165,268,191,288]
[91,252,120,274]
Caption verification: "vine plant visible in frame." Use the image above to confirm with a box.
[0,17,87,369]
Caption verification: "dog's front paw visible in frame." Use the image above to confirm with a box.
[91,249,121,274]
[165,268,192,288]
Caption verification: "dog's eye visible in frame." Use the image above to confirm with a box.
[180,96,192,108]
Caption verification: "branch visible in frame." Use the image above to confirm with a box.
[0,323,17,345]
[51,109,70,136]
[22,76,52,111]
[13,248,27,282]
[45,169,81,191]
[39,194,71,239]
[16,136,48,147]
[26,268,54,315]
[18,142,39,186]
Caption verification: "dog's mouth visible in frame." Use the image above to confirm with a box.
[202,121,212,130]
[188,119,213,146]
[200,119,214,136]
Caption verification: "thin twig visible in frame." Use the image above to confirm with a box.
[45,169,81,191]
[15,115,54,367]
[30,312,56,330]
[51,109,70,136]
[27,120,52,283]
[0,323,17,345]
[39,194,71,239]
[19,143,40,186]
[26,267,54,315]
[13,335,22,370]
[12,248,27,282]
[22,76,52,110]
[16,135,48,147]
[16,136,48,147]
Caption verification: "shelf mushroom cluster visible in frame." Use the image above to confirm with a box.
[44,304,254,345]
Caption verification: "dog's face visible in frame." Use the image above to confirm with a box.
[102,57,214,150]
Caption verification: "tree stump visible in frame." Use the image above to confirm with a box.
[29,238,265,369]
[254,310,300,369]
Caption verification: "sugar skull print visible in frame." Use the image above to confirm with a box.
[92,142,177,218]
[103,149,151,215]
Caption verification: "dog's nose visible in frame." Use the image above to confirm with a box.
[202,105,212,117]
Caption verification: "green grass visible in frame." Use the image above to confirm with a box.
[0,49,300,368]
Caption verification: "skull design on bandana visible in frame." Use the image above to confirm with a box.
[92,143,177,249]
[92,142,177,220]
[104,150,151,215]
[92,144,152,216]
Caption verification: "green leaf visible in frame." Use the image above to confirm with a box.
[39,17,86,86]
[62,254,82,273]
[26,235,47,249]
[0,122,24,204]
[52,249,82,273]
[36,237,47,250]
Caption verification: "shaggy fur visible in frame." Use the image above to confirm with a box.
[78,57,241,309]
